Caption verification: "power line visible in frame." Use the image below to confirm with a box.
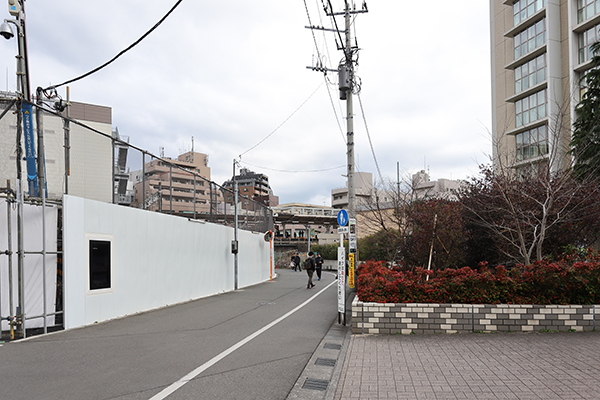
[43,0,184,91]
[304,0,345,143]
[323,74,346,143]
[240,160,344,174]
[239,82,323,158]
[358,92,383,183]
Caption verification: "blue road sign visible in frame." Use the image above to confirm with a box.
[337,209,348,226]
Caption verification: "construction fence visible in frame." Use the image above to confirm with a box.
[0,92,274,339]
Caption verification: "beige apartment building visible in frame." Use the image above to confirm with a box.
[490,0,598,172]
[131,151,221,216]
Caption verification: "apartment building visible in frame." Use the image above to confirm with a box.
[0,92,113,202]
[131,151,221,216]
[222,168,278,210]
[490,0,598,173]
[331,171,373,209]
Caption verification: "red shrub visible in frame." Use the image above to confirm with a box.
[356,258,600,305]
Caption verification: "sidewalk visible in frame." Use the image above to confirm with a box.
[331,330,600,399]
[290,299,600,400]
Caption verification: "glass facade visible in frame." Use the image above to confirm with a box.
[514,19,546,59]
[514,0,546,26]
[516,89,547,127]
[515,125,549,162]
[578,23,600,64]
[515,54,546,93]
[578,0,600,23]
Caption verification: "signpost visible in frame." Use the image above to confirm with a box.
[348,218,357,288]
[337,210,348,325]
[348,253,355,289]
[337,246,345,318]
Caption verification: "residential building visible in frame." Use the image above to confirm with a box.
[331,171,373,209]
[0,92,113,202]
[222,168,278,210]
[412,170,462,200]
[131,151,221,216]
[490,0,594,173]
[356,171,462,238]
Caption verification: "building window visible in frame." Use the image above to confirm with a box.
[516,125,548,161]
[514,18,546,59]
[515,54,546,93]
[578,23,600,64]
[578,0,600,23]
[515,89,547,127]
[513,0,545,26]
[89,239,112,291]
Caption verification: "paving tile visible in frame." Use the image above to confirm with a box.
[333,331,600,400]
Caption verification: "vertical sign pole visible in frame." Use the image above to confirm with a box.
[337,209,348,325]
[337,246,346,325]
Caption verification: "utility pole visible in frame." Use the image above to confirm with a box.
[306,0,367,324]
[307,0,367,229]
[232,159,239,290]
[2,0,34,338]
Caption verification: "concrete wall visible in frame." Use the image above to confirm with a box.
[352,297,599,334]
[63,195,272,329]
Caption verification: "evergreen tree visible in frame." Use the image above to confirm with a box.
[572,42,600,179]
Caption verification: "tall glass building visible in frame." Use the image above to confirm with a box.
[490,0,598,173]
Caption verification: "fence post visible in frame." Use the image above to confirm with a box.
[142,152,146,210]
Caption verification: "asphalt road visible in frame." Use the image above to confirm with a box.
[0,269,343,400]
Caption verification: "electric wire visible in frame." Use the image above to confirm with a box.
[240,160,344,174]
[43,0,184,91]
[305,0,345,143]
[324,74,346,143]
[357,92,383,184]
[238,81,323,158]
[304,0,324,69]
[326,0,345,57]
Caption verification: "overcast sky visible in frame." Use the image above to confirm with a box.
[0,0,492,206]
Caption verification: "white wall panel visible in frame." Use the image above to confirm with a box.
[63,195,272,329]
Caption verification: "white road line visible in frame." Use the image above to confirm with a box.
[149,279,337,400]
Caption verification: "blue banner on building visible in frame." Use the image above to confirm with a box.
[21,102,38,196]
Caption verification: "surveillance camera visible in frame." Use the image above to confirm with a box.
[0,22,15,40]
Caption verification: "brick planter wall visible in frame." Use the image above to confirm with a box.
[351,296,599,334]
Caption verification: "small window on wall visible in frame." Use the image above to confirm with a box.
[89,240,112,291]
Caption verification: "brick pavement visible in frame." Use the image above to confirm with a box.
[333,331,600,399]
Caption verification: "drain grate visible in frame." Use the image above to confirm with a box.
[303,378,329,391]
[315,357,336,367]
[324,343,342,350]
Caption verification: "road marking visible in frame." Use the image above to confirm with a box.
[149,279,337,400]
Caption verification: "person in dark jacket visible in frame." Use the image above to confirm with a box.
[292,252,301,271]
[315,253,324,280]
[304,252,316,289]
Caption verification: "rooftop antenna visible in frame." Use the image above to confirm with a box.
[191,136,194,162]
[159,147,164,158]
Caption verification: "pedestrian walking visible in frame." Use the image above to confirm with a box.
[315,253,323,280]
[293,252,301,272]
[304,252,316,289]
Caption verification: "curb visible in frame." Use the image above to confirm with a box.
[286,319,352,400]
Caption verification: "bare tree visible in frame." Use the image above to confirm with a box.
[459,102,600,265]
